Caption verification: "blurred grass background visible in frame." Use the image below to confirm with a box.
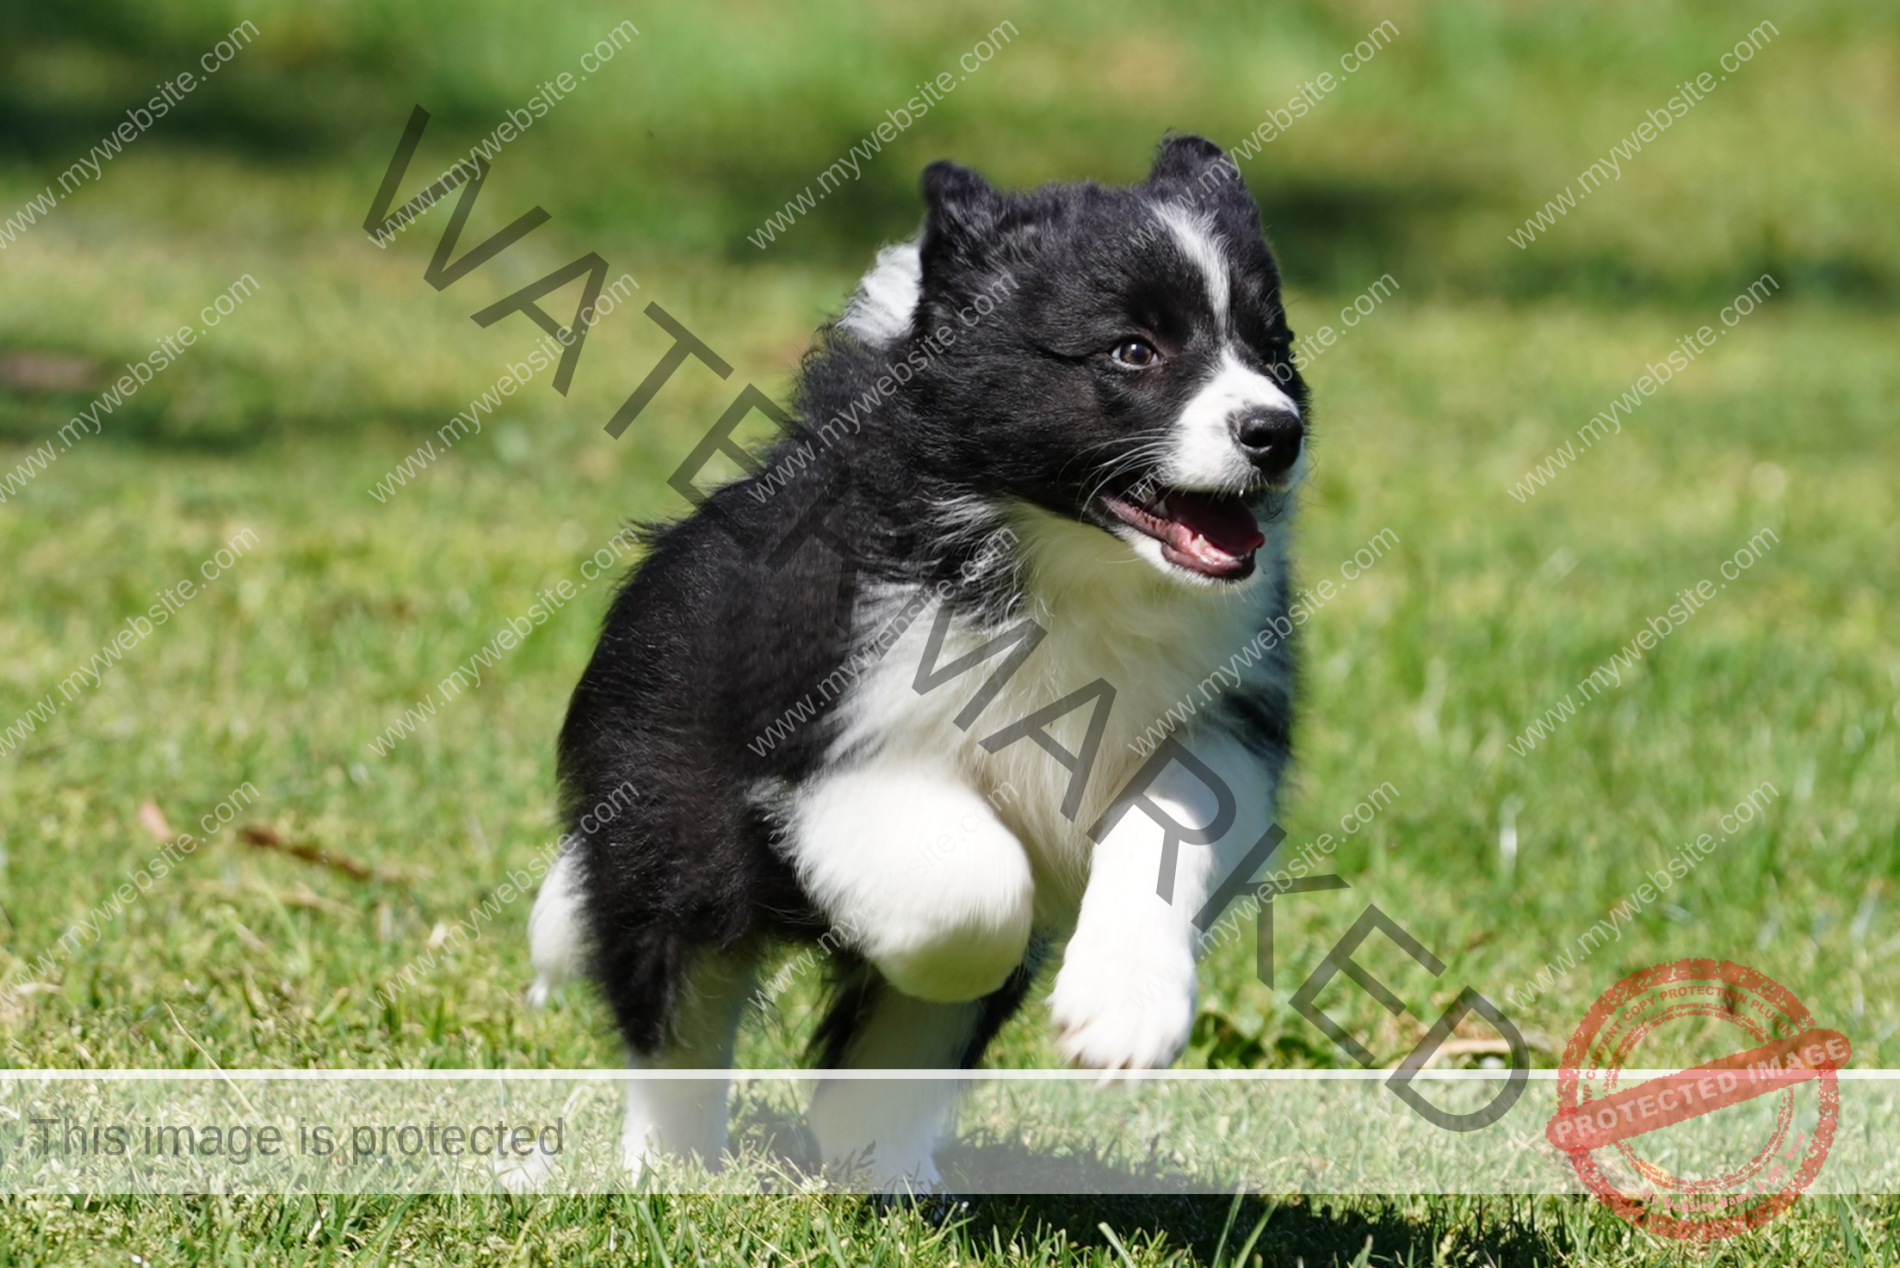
[1,0,1898,1262]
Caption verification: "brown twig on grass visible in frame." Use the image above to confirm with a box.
[238,825,382,883]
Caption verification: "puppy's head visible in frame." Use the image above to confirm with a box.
[852,135,1307,587]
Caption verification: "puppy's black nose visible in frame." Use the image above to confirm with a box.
[1231,407,1303,476]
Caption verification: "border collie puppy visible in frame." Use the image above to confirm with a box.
[530,135,1306,1186]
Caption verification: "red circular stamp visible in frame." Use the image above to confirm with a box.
[1545,959,1848,1241]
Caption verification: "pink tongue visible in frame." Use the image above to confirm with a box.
[1161,492,1265,563]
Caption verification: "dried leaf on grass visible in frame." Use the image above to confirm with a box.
[137,799,172,840]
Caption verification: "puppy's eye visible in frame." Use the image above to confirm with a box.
[1110,339,1159,369]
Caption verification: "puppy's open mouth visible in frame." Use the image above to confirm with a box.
[1102,488,1265,580]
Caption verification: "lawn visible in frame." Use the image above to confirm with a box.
[1,0,1897,1262]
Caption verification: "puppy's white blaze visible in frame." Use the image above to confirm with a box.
[527,849,588,1007]
[1165,349,1301,490]
[790,765,1033,1002]
[839,241,921,344]
[1152,203,1231,331]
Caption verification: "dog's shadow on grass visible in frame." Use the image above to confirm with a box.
[948,1190,1572,1267]
[729,1102,1575,1264]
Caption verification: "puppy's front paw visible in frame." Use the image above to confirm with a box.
[1047,936,1195,1071]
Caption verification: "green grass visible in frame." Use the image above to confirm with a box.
[2,0,1898,1261]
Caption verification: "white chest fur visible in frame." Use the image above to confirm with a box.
[825,506,1285,924]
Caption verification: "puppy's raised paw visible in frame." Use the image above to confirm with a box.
[1047,936,1195,1074]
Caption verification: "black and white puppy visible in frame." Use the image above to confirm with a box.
[529,135,1306,1186]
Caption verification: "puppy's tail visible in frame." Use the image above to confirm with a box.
[528,848,591,1007]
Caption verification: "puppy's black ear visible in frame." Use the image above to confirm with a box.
[922,160,1003,237]
[1146,133,1252,212]
[1148,134,1231,185]
[919,160,1005,284]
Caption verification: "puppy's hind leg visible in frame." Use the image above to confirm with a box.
[807,960,1034,1190]
[618,948,759,1177]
